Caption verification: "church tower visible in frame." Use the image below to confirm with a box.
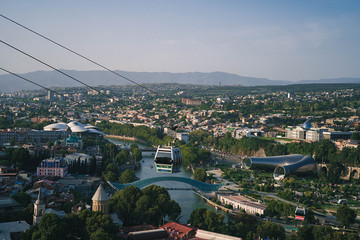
[92,184,109,214]
[33,190,45,225]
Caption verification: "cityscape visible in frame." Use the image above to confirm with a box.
[1,1,360,240]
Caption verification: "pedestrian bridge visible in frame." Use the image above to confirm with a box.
[108,176,223,192]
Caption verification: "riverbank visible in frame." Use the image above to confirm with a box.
[105,134,137,141]
[193,190,231,213]
[105,134,152,146]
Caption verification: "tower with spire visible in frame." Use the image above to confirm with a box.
[33,190,45,225]
[92,184,109,214]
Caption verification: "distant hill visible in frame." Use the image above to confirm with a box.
[0,69,359,92]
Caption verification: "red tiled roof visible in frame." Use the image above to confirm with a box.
[161,221,195,239]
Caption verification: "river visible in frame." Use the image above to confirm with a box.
[108,138,223,223]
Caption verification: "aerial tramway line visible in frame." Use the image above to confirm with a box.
[295,206,306,221]
[1,14,183,173]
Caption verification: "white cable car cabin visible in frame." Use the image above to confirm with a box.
[295,207,306,221]
[154,146,182,173]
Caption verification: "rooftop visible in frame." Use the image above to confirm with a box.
[92,184,109,201]
[0,221,30,240]
[161,221,195,239]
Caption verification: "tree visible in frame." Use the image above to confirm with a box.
[115,149,130,165]
[328,159,344,184]
[103,163,119,182]
[232,213,257,238]
[256,221,285,240]
[109,185,143,226]
[194,168,207,182]
[9,137,16,146]
[6,147,30,170]
[312,225,334,240]
[90,228,113,240]
[296,225,313,240]
[336,205,356,228]
[181,144,198,166]
[109,185,181,226]
[131,147,142,162]
[62,213,88,240]
[0,116,10,129]
[130,143,139,152]
[79,210,117,239]
[304,209,315,224]
[89,156,97,176]
[188,208,225,234]
[11,192,31,207]
[35,213,64,240]
[350,132,360,140]
[314,140,337,163]
[119,169,136,183]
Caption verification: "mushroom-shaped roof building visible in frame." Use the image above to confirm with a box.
[43,122,68,131]
[43,121,105,136]
[67,121,88,133]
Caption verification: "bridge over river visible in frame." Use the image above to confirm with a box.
[108,176,223,192]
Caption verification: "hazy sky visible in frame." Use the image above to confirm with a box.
[1,0,360,81]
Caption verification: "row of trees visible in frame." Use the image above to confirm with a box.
[190,130,359,184]
[67,157,97,175]
[189,208,285,240]
[190,129,359,166]
[291,224,358,240]
[0,116,50,130]
[97,121,172,146]
[180,144,211,168]
[189,206,357,239]
[0,147,50,171]
[265,200,296,220]
[103,143,142,182]
[21,211,118,240]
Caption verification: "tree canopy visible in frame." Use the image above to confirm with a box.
[109,185,181,226]
[336,205,356,228]
[194,168,207,182]
[21,211,117,240]
[119,169,136,183]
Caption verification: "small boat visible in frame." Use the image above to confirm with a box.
[154,146,182,173]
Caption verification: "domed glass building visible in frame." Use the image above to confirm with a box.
[301,120,312,130]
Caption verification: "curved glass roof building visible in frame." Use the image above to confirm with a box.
[243,154,316,180]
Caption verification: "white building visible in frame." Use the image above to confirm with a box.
[176,132,189,143]
[217,193,266,215]
[285,127,306,140]
[234,128,264,139]
[305,128,328,142]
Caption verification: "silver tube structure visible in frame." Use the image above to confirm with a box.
[243,154,316,180]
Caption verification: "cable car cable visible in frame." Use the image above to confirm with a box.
[0,67,76,103]
[0,67,117,120]
[0,39,124,106]
[0,13,157,95]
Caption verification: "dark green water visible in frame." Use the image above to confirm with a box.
[108,138,222,223]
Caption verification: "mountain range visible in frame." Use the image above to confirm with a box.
[0,69,359,92]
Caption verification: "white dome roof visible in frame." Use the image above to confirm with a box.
[67,121,88,133]
[87,128,106,136]
[43,122,68,131]
[44,121,105,136]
